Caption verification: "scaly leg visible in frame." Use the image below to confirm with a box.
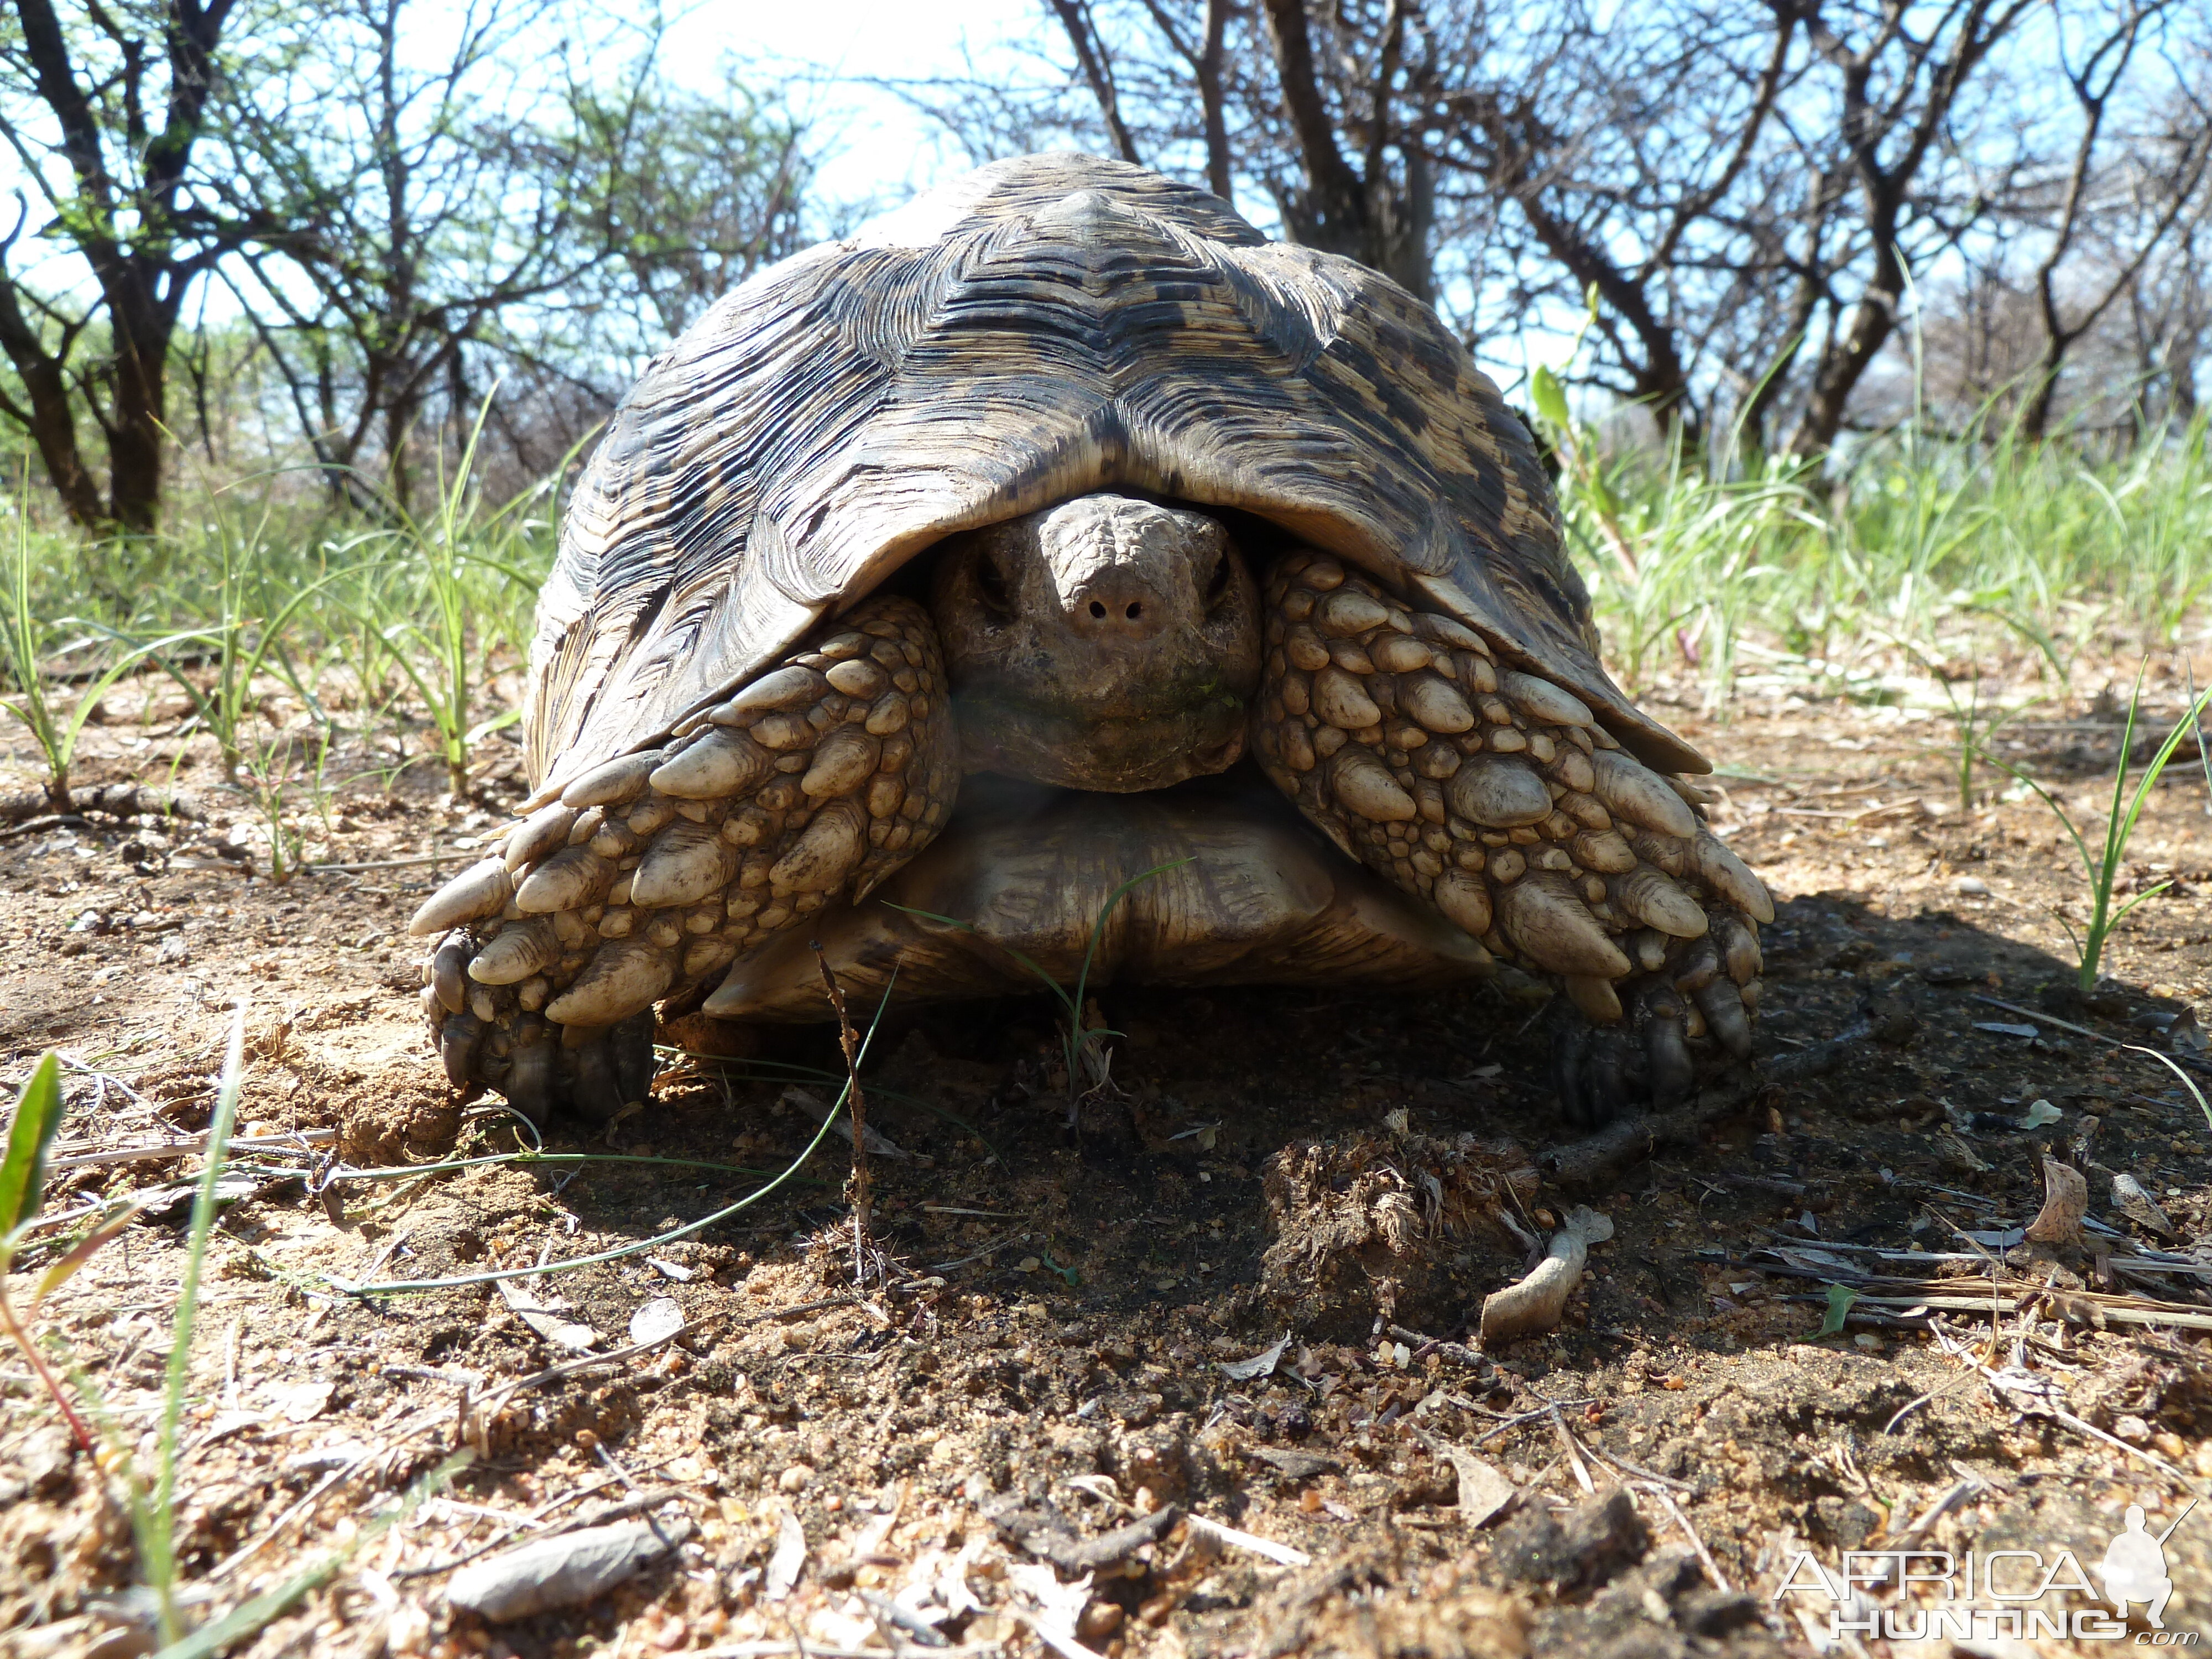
[1249,552,1772,1124]
[409,595,960,1124]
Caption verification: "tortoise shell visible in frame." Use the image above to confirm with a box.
[524,152,1705,804]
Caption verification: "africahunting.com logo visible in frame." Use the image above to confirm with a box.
[1775,1502,2199,1644]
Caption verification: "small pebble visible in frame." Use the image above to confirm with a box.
[778,1463,815,1494]
[1078,1603,1125,1640]
[1953,877,1990,896]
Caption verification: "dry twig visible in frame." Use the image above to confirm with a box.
[812,942,874,1287]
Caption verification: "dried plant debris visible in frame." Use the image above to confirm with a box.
[1218,1332,1292,1380]
[1258,1129,1537,1334]
[627,1296,686,1347]
[983,1495,1180,1574]
[1415,1431,1521,1526]
[495,1274,601,1351]
[2111,1170,2179,1236]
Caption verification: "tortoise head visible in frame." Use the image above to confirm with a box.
[928,492,1262,791]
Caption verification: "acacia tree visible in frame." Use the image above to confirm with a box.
[900,0,2157,457]
[0,0,273,529]
[216,0,817,510]
[216,0,608,509]
[565,73,813,348]
[2013,1,2211,439]
[1776,0,2043,453]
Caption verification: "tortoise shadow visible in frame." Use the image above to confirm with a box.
[529,885,2205,1362]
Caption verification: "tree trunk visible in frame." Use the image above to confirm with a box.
[1260,0,1375,263]
[0,290,106,528]
[1196,0,1232,204]
[1790,196,1906,456]
[104,326,170,533]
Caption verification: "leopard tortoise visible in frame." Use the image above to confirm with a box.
[409,152,1772,1128]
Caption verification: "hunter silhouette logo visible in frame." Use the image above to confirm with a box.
[1775,1498,2201,1644]
[2103,1503,2191,1628]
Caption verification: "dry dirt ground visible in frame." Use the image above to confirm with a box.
[4,651,2212,1659]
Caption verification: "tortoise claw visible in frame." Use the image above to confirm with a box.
[569,1030,625,1126]
[1693,975,1755,1058]
[1548,904,1761,1124]
[506,1020,557,1128]
[612,1013,658,1105]
[438,1010,484,1087]
[432,934,471,1014]
[1639,992,1696,1108]
[1549,1011,1635,1127]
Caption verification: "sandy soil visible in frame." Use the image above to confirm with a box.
[4,652,2212,1659]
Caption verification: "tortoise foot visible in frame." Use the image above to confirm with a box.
[1548,932,1760,1126]
[1250,551,1771,1121]
[409,593,959,1118]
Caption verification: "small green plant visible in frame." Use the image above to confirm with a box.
[891,859,1191,1104]
[1,483,184,812]
[0,1016,241,1644]
[364,394,564,798]
[1989,674,2212,993]
[1886,618,2060,813]
[232,720,331,883]
[134,514,354,786]
[0,1053,104,1449]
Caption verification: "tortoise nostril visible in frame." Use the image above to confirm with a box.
[1073,580,1165,637]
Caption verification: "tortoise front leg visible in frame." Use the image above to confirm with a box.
[1249,551,1773,1124]
[406,594,959,1124]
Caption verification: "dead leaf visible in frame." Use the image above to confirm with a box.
[766,1504,806,1602]
[1005,1560,1094,1646]
[1416,1433,1519,1526]
[2111,1172,2178,1237]
[446,1519,687,1622]
[1217,1332,1290,1381]
[269,1381,333,1424]
[2025,1158,2088,1246]
[497,1277,600,1352]
[628,1297,685,1347]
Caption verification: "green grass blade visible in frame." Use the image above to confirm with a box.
[1070,859,1191,1020]
[148,1007,247,1642]
[0,1052,64,1241]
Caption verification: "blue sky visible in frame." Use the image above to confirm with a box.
[658,0,1046,208]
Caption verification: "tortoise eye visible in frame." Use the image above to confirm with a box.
[1203,551,1235,615]
[974,551,1015,620]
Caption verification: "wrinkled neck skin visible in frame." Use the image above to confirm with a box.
[930,492,1262,792]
